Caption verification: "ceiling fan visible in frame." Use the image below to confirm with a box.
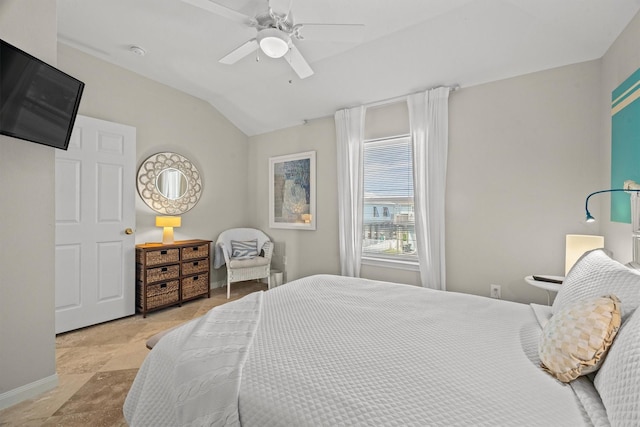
[182,0,364,79]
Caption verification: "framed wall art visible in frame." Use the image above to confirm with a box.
[269,151,316,230]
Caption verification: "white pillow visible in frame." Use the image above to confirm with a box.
[552,249,640,322]
[594,306,640,426]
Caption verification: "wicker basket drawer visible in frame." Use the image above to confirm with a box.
[138,248,180,266]
[181,273,209,300]
[143,264,180,283]
[182,259,208,276]
[140,280,179,310]
[181,244,209,261]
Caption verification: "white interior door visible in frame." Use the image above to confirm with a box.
[55,115,136,334]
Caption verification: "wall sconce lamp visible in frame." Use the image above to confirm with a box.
[155,216,181,244]
[584,180,640,222]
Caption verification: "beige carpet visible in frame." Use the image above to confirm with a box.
[0,281,267,426]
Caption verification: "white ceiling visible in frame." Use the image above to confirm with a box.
[57,0,640,136]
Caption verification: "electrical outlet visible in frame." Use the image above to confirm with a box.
[283,255,288,265]
[490,284,501,299]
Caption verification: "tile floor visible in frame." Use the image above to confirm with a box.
[0,281,267,426]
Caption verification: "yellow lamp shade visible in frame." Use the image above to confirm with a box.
[155,216,181,227]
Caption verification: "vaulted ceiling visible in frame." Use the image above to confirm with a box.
[57,0,640,136]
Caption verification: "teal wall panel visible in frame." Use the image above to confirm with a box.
[611,68,640,223]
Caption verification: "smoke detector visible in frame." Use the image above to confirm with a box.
[129,45,146,56]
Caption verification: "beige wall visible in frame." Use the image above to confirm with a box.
[600,11,640,262]
[57,45,250,285]
[248,119,341,281]
[447,61,601,303]
[0,0,58,404]
[248,60,603,304]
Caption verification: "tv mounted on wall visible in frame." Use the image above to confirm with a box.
[0,39,85,150]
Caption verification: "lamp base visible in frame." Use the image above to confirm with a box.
[162,227,174,244]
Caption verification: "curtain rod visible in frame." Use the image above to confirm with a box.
[302,84,460,125]
[361,84,460,109]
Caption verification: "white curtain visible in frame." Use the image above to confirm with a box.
[335,106,366,277]
[408,87,450,290]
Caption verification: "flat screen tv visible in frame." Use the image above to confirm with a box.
[0,39,85,150]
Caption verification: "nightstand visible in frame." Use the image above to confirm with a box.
[524,275,564,305]
[136,239,212,317]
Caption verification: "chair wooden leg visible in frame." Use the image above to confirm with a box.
[267,274,271,290]
[227,278,231,299]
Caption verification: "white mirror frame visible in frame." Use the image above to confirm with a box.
[137,152,202,214]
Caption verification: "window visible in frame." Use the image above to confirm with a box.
[362,135,417,263]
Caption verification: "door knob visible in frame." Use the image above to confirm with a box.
[125,228,134,235]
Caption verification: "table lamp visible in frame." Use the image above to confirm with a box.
[156,216,181,244]
[565,234,604,274]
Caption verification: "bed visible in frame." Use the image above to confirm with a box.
[124,249,640,426]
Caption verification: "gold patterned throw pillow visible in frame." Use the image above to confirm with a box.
[539,294,621,383]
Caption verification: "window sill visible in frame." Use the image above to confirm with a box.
[361,256,420,271]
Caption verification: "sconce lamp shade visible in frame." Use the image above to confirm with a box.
[155,216,181,244]
[565,234,604,275]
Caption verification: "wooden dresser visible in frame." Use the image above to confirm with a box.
[135,239,212,317]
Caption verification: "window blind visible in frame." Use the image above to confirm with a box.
[362,136,417,259]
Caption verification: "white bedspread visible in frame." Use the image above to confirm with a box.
[125,274,607,426]
[124,292,263,426]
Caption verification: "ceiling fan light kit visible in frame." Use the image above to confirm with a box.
[183,0,363,79]
[257,28,290,58]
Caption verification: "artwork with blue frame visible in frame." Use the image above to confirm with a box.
[611,67,640,223]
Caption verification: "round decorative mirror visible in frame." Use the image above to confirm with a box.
[137,152,202,214]
[156,168,188,200]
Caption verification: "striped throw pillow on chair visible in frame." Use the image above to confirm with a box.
[231,239,259,259]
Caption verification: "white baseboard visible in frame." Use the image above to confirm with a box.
[0,374,58,411]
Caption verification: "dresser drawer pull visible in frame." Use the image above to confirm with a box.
[160,283,167,288]
[193,261,199,266]
[193,276,199,280]
[160,250,167,255]
[192,247,198,251]
[161,267,168,272]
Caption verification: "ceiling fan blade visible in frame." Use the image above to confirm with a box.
[296,24,365,43]
[286,44,313,79]
[219,39,258,64]
[182,0,253,25]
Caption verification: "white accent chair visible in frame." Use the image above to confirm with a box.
[214,228,273,299]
